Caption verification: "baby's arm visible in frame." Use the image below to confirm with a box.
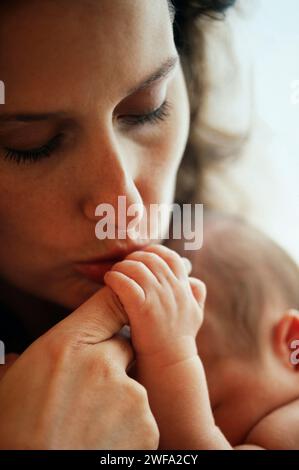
[135,341,231,449]
[104,244,231,449]
[237,398,299,450]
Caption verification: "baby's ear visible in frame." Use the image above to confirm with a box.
[273,310,299,370]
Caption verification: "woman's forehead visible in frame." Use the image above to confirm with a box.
[0,0,175,112]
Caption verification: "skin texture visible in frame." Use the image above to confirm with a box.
[0,0,189,330]
[104,241,299,450]
[0,0,190,449]
[163,229,299,449]
[1,1,297,450]
[0,285,159,449]
[104,243,211,450]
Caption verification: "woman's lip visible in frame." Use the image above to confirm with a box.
[74,260,118,284]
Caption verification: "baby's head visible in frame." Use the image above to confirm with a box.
[167,211,299,444]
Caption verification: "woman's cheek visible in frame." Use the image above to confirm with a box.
[0,172,70,266]
[143,94,189,175]
[148,69,190,175]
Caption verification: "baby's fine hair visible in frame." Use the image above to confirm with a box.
[189,211,299,357]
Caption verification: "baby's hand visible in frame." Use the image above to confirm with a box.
[104,244,206,365]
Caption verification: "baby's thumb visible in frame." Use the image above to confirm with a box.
[53,285,129,344]
[189,277,206,311]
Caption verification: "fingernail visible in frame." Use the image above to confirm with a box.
[182,257,192,275]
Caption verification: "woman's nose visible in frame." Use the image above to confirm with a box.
[80,141,144,232]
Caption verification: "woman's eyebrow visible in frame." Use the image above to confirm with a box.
[0,111,68,123]
[125,54,179,95]
[0,55,179,123]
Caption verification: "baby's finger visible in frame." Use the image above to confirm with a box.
[110,259,159,288]
[125,250,177,285]
[104,270,146,310]
[143,244,188,279]
[182,257,192,275]
[189,277,206,311]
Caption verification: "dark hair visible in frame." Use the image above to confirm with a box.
[169,1,238,205]
[171,0,237,51]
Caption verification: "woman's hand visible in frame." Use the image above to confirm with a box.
[0,286,159,450]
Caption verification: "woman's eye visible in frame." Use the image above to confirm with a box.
[2,101,171,165]
[3,133,63,165]
[120,100,171,127]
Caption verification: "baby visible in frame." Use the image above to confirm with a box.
[104,211,299,450]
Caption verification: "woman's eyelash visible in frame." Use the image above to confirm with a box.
[2,101,171,165]
[3,134,63,165]
[121,100,171,127]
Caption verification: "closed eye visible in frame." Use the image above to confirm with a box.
[3,133,63,165]
[120,100,171,127]
[2,100,172,165]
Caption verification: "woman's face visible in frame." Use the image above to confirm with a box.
[0,0,190,310]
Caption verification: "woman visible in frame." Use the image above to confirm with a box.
[0,0,235,449]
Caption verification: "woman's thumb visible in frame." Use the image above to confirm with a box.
[53,285,129,344]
